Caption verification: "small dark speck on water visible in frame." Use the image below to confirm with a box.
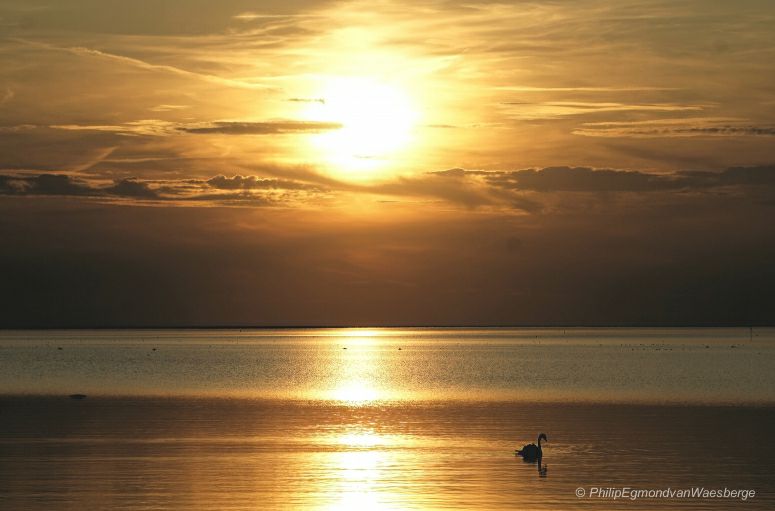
[57,347,62,350]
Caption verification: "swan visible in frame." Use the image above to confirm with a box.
[516,433,547,460]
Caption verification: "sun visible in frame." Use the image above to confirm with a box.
[303,76,419,179]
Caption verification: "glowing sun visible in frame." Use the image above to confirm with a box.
[304,76,419,178]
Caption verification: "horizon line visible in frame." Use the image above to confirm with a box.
[0,324,772,331]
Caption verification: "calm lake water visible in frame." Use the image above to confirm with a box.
[1,328,774,510]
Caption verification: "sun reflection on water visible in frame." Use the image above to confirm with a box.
[337,328,385,340]
[317,430,404,511]
[326,452,395,511]
[313,330,415,509]
[331,383,381,404]
[325,329,388,404]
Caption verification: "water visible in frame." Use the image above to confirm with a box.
[1,328,774,510]
[1,328,773,403]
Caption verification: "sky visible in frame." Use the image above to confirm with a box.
[1,0,774,327]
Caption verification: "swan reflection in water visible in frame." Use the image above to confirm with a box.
[537,459,547,477]
[515,433,548,477]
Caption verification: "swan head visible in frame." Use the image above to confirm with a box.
[538,433,547,443]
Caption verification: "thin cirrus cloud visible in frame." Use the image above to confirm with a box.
[149,104,190,112]
[574,118,775,138]
[1,1,772,179]
[500,101,707,120]
[233,12,322,21]
[10,38,276,91]
[178,121,342,135]
[0,87,14,105]
[41,120,342,137]
[493,86,681,92]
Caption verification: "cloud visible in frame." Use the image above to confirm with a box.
[0,174,161,199]
[205,175,320,191]
[328,170,543,213]
[574,119,775,138]
[287,97,326,104]
[234,12,320,21]
[104,178,159,199]
[48,121,174,137]
[2,166,774,211]
[0,173,97,196]
[12,38,275,91]
[434,165,775,194]
[682,166,775,187]
[0,172,326,204]
[149,104,189,112]
[0,87,13,105]
[2,1,772,182]
[178,121,342,135]
[482,167,681,193]
[26,119,342,137]
[500,101,706,120]
[494,86,680,92]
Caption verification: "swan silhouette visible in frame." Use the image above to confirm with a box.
[516,433,547,461]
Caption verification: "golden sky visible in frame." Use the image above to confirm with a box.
[1,0,774,326]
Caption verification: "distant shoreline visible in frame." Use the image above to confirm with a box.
[1,324,773,330]
[2,394,775,408]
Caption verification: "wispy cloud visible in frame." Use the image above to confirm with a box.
[39,119,342,137]
[11,38,275,91]
[574,118,775,138]
[233,12,321,21]
[0,87,14,105]
[149,104,190,112]
[178,121,342,135]
[1,0,774,193]
[500,101,707,120]
[494,86,680,92]
[287,97,326,104]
